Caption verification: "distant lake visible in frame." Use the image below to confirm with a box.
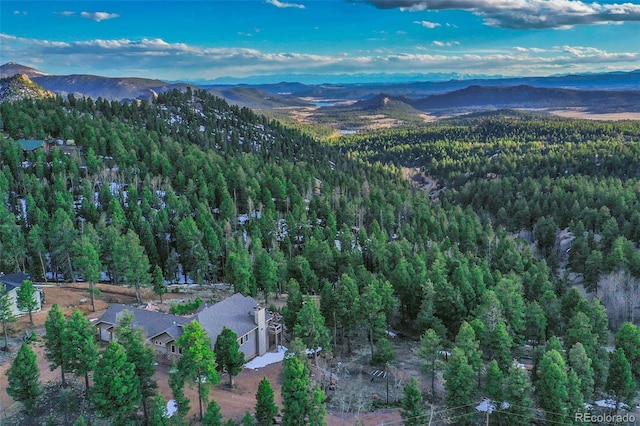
[312,101,334,107]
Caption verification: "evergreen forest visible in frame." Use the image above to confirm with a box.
[1,90,640,424]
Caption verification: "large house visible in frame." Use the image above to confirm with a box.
[95,293,282,363]
[0,272,43,316]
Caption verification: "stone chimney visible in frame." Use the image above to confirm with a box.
[253,305,268,356]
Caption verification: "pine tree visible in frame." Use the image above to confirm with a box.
[307,387,327,426]
[535,349,569,424]
[62,309,98,392]
[419,328,443,396]
[606,348,637,413]
[92,342,141,425]
[148,393,169,426]
[564,311,597,355]
[16,279,38,325]
[293,300,331,366]
[359,281,386,357]
[282,279,303,332]
[225,237,254,295]
[242,412,256,425]
[152,265,167,302]
[615,321,640,382]
[176,321,219,420]
[214,326,245,387]
[400,377,425,426]
[485,360,503,404]
[169,363,190,419]
[0,288,17,350]
[202,400,223,426]
[567,369,586,423]
[502,365,533,426]
[524,300,546,349]
[334,273,360,354]
[583,250,602,294]
[255,377,278,426]
[27,224,48,282]
[281,356,310,426]
[44,303,67,386]
[488,321,513,372]
[73,236,101,312]
[371,337,394,367]
[253,247,278,304]
[444,347,476,426]
[5,343,40,412]
[116,230,152,304]
[114,310,158,423]
[454,321,482,387]
[568,343,595,402]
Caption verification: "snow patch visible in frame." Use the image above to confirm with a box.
[164,399,178,418]
[244,345,287,370]
[594,399,630,410]
[475,398,510,413]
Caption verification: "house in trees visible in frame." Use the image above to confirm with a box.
[95,293,282,363]
[16,139,46,152]
[0,272,43,316]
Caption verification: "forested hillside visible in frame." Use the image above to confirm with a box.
[1,92,639,424]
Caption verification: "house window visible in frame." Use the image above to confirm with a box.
[171,345,176,353]
[179,347,183,354]
[155,340,161,346]
[239,334,249,345]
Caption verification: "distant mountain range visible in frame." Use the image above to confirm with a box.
[1,62,639,127]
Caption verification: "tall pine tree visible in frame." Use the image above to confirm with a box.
[0,288,17,350]
[16,279,38,325]
[44,303,67,386]
[535,349,569,424]
[281,356,310,426]
[255,377,278,426]
[5,343,40,412]
[214,326,245,387]
[606,348,637,413]
[114,310,158,423]
[400,377,426,426]
[444,347,476,426]
[92,342,141,425]
[62,309,98,392]
[176,321,219,420]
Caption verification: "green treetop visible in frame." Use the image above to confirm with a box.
[5,342,40,413]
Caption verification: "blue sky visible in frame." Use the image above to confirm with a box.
[1,0,639,82]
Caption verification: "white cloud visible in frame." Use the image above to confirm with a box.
[80,11,120,22]
[433,40,460,47]
[267,0,305,9]
[57,11,76,17]
[365,0,640,29]
[1,33,638,79]
[414,20,441,28]
[13,10,27,15]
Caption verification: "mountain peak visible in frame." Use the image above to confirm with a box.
[0,62,48,78]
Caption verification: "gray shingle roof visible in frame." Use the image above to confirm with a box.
[97,293,263,346]
[194,293,259,341]
[96,303,190,340]
[1,272,30,290]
